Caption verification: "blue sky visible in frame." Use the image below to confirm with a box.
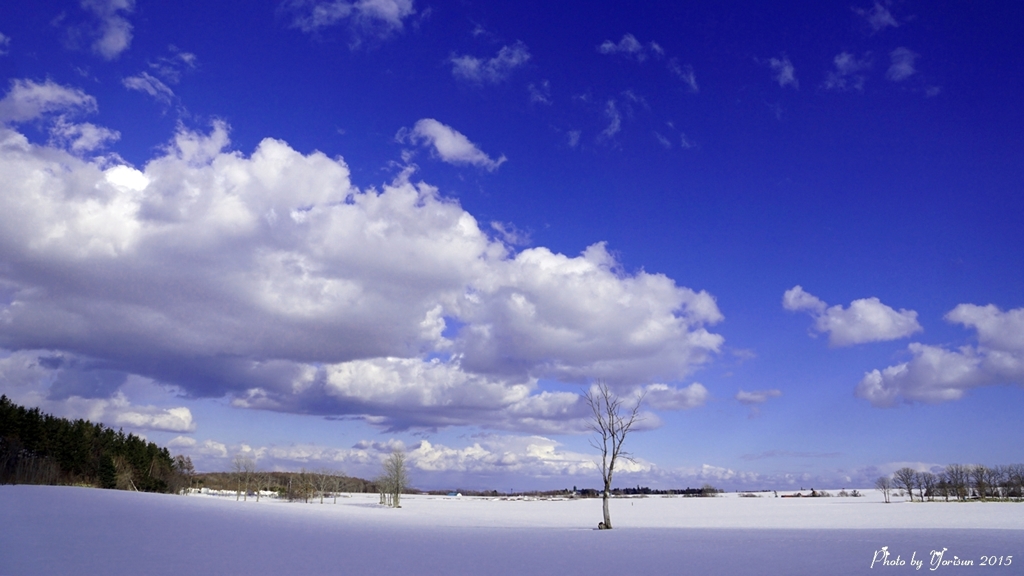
[0,0,1021,491]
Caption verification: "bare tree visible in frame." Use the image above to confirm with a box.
[313,468,337,504]
[379,450,409,508]
[916,471,936,501]
[945,464,969,501]
[232,454,256,501]
[893,467,917,502]
[584,382,644,530]
[875,476,892,503]
[970,465,990,501]
[172,455,195,495]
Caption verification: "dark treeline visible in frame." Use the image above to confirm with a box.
[0,395,185,493]
[424,485,723,498]
[194,470,382,502]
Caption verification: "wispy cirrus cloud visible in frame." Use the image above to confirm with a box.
[667,58,699,92]
[283,0,415,45]
[450,41,531,84]
[854,1,899,33]
[598,33,662,62]
[783,286,922,347]
[397,118,506,170]
[122,72,175,105]
[887,47,918,82]
[767,55,798,88]
[822,52,872,91]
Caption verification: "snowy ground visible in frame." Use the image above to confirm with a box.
[1,486,1021,575]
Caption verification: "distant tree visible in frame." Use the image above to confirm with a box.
[313,468,337,504]
[916,471,936,501]
[379,450,409,508]
[232,454,256,501]
[875,476,892,503]
[1009,464,1024,501]
[970,465,990,501]
[893,468,918,502]
[584,382,645,530]
[113,455,137,491]
[173,455,195,495]
[945,464,969,501]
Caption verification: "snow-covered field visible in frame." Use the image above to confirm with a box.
[1,486,1020,575]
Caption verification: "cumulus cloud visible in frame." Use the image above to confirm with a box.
[0,79,97,124]
[822,52,871,92]
[644,383,708,410]
[398,118,506,170]
[450,42,530,84]
[80,0,135,59]
[122,72,175,105]
[0,79,118,154]
[735,389,782,405]
[48,117,121,153]
[887,47,918,82]
[598,34,662,62]
[783,286,922,346]
[0,120,725,434]
[283,0,415,45]
[768,55,798,88]
[857,304,1024,407]
[854,1,899,33]
[0,350,194,433]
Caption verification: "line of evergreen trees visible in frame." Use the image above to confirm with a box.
[0,395,184,493]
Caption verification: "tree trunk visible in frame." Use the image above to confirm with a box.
[601,486,612,529]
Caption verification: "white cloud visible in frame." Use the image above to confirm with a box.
[528,80,551,105]
[644,383,708,410]
[887,47,918,82]
[0,121,725,433]
[123,72,175,105]
[284,0,415,45]
[0,80,118,155]
[398,118,506,170]
[667,58,699,93]
[490,221,531,246]
[450,42,531,84]
[566,130,581,148]
[854,1,899,33]
[81,0,135,59]
[783,286,922,346]
[857,304,1024,407]
[48,117,121,153]
[822,52,871,92]
[768,55,798,88]
[0,32,10,56]
[601,100,621,139]
[598,34,662,63]
[735,389,782,405]
[148,47,199,84]
[0,79,97,124]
